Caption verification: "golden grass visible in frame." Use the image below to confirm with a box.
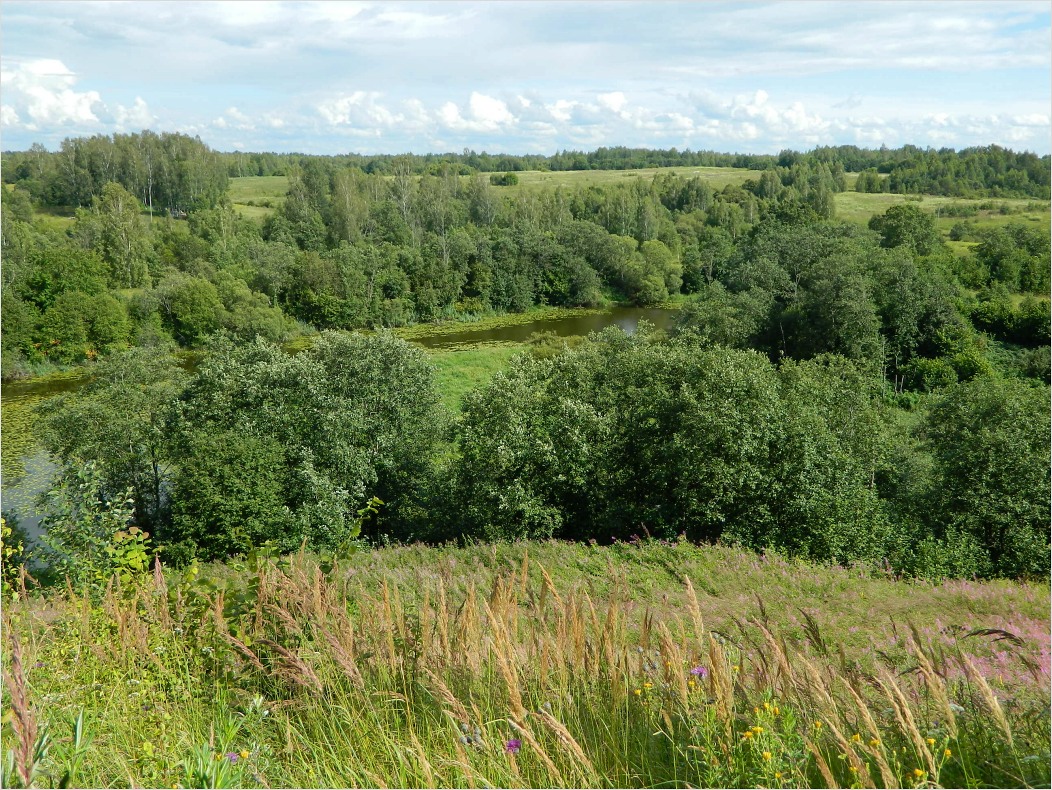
[5,541,1047,788]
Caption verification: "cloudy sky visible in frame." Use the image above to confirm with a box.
[1,1,1049,156]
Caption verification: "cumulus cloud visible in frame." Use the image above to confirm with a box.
[437,92,516,133]
[115,97,156,131]
[0,58,102,129]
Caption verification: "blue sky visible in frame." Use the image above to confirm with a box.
[1,1,1049,155]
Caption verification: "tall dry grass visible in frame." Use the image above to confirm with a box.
[2,545,1049,788]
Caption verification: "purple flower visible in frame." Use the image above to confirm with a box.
[690,666,708,678]
[225,752,239,764]
[505,739,522,755]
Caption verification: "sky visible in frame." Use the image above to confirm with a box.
[1,1,1050,156]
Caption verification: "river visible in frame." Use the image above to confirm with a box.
[0,305,678,546]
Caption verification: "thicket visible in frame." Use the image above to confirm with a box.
[2,134,1050,581]
[5,141,1047,380]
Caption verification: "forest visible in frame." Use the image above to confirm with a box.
[1,131,1049,579]
[0,132,1049,789]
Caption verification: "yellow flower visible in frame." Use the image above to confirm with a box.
[869,738,881,747]
[643,682,653,690]
[926,737,935,747]
[913,768,926,779]
[742,731,754,739]
[752,726,764,734]
[688,679,696,688]
[754,706,761,714]
[944,748,952,758]
[763,702,771,711]
[762,751,772,761]
[773,706,780,716]
[634,688,642,696]
[239,750,250,760]
[849,766,858,774]
[774,772,783,780]
[814,721,823,729]
[732,665,740,672]
[852,733,862,743]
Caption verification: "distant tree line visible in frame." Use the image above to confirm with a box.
[2,131,228,213]
[4,135,1048,201]
[3,142,1048,379]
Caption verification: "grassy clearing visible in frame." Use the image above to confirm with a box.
[228,176,288,219]
[499,165,766,193]
[834,192,1049,233]
[227,176,289,204]
[4,540,1048,788]
[427,343,524,411]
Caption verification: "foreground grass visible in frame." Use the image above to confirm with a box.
[3,540,1049,788]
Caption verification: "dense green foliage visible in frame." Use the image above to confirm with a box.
[3,134,1049,584]
[5,139,1047,209]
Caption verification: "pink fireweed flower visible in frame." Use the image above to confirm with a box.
[690,666,708,678]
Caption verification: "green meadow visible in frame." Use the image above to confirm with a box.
[3,539,1048,788]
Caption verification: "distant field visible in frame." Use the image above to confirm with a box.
[224,172,1050,237]
[501,165,767,192]
[835,191,1050,236]
[228,175,288,219]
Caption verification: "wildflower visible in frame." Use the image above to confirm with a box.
[634,688,642,696]
[732,665,740,672]
[690,666,708,678]
[239,750,250,760]
[763,702,771,711]
[752,726,763,735]
[850,766,858,774]
[772,706,780,716]
[852,733,862,743]
[688,679,696,688]
[742,731,753,740]
[943,748,952,758]
[505,739,522,755]
[774,772,783,780]
[643,682,653,690]
[225,753,239,764]
[869,738,881,747]
[814,721,823,729]
[762,751,772,761]
[913,768,926,779]
[926,738,935,747]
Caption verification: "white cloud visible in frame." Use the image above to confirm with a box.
[597,91,627,114]
[438,92,516,133]
[469,92,513,127]
[1,106,21,126]
[317,91,398,133]
[1,58,102,127]
[115,97,155,130]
